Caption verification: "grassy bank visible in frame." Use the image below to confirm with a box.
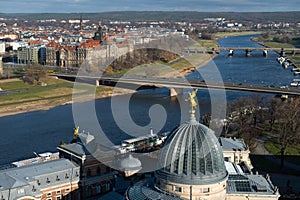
[0,77,114,117]
[214,31,263,39]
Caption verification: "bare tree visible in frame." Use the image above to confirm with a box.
[23,64,46,85]
[267,98,282,131]
[273,98,300,169]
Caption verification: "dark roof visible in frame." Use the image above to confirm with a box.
[227,174,276,195]
[219,137,248,151]
[156,120,228,185]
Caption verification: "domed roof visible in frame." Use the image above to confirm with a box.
[156,120,228,185]
[119,155,142,171]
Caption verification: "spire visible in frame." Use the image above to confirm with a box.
[187,88,198,123]
[79,15,83,33]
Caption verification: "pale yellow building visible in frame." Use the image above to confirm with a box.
[219,137,253,169]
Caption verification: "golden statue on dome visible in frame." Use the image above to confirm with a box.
[188,88,198,113]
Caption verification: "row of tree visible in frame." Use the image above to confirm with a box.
[202,95,300,169]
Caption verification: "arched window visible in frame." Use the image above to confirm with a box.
[87,186,92,197]
[87,168,91,177]
[97,167,101,175]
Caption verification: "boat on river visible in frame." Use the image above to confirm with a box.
[277,57,286,64]
[114,129,169,154]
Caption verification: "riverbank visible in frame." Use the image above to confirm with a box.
[0,56,213,118]
[1,32,255,118]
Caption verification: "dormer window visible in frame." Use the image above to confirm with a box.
[56,176,60,181]
[46,178,50,184]
[37,180,41,185]
[65,173,69,179]
[32,186,36,192]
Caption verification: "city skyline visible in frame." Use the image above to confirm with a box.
[0,0,300,13]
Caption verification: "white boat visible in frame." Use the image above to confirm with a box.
[277,57,286,64]
[115,129,169,154]
[291,79,300,87]
[291,67,300,72]
[294,71,300,76]
[283,61,290,68]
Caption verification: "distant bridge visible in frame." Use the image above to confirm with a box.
[52,74,300,96]
[184,47,300,57]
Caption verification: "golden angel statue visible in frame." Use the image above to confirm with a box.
[188,89,198,112]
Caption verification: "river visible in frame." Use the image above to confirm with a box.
[0,34,296,166]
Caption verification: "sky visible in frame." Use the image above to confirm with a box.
[0,0,300,13]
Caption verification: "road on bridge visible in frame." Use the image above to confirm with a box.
[52,74,300,96]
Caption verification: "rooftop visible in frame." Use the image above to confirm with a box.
[156,121,228,185]
[219,137,248,151]
[0,158,79,191]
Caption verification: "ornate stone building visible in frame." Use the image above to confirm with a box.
[57,131,118,199]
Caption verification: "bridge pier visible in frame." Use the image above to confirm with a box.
[0,55,3,76]
[245,49,251,57]
[228,50,234,56]
[96,80,100,86]
[212,48,216,54]
[170,88,183,97]
[280,48,286,57]
[263,50,268,57]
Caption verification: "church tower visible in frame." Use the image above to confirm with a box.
[93,21,106,43]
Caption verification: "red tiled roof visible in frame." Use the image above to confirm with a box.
[29,40,43,46]
[46,41,59,49]
[78,38,100,49]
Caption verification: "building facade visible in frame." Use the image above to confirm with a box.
[17,45,46,64]
[219,137,253,169]
[57,132,118,199]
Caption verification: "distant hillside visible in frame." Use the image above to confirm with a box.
[0,11,300,23]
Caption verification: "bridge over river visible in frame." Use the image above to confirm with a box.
[52,74,300,97]
[184,47,300,57]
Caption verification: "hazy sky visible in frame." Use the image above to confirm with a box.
[0,0,300,13]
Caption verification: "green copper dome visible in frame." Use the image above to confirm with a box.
[156,120,228,185]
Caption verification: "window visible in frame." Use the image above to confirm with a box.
[46,178,50,184]
[17,188,25,194]
[97,167,101,175]
[56,190,61,194]
[203,188,210,193]
[32,186,36,192]
[65,173,69,179]
[105,183,111,191]
[47,193,52,197]
[174,186,182,192]
[56,196,61,200]
[87,168,91,177]
[96,185,101,194]
[56,175,60,181]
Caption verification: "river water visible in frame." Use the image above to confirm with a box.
[0,34,296,166]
